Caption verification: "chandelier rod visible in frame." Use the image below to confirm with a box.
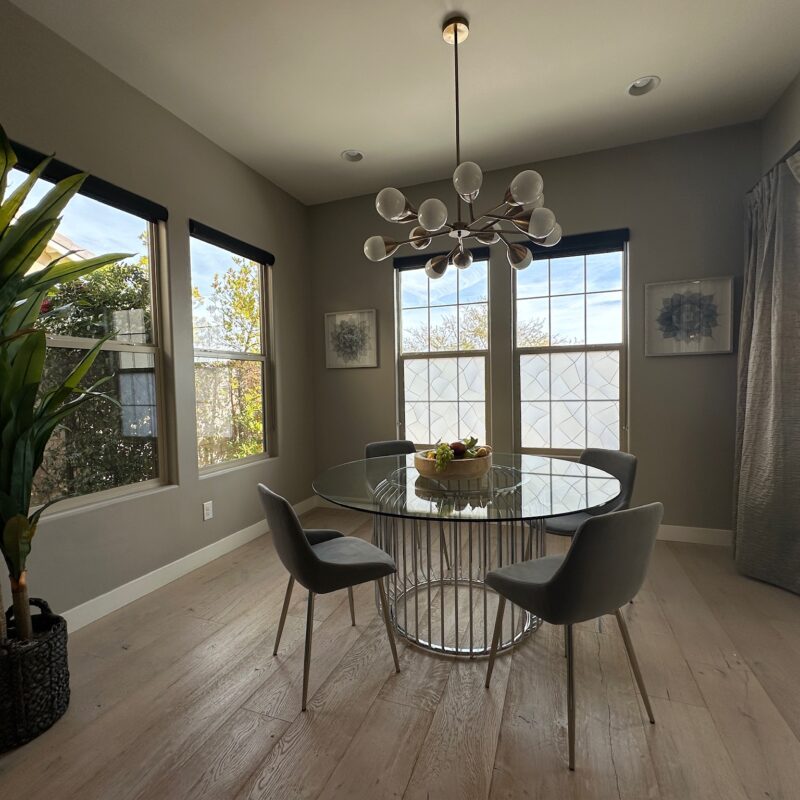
[453,23,463,223]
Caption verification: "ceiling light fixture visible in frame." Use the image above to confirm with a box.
[627,75,661,96]
[363,16,562,278]
[341,149,364,162]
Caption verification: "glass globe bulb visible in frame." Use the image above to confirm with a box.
[523,194,544,211]
[507,170,544,206]
[410,225,432,250]
[418,198,448,232]
[363,235,397,262]
[376,187,408,222]
[541,223,562,248]
[452,249,473,270]
[424,255,448,279]
[528,207,556,239]
[474,227,500,245]
[453,161,483,202]
[507,243,533,271]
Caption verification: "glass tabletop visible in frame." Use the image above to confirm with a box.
[312,453,621,521]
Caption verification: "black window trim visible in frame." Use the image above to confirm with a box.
[189,220,275,267]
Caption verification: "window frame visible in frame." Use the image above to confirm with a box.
[512,239,629,457]
[394,255,492,447]
[189,223,276,472]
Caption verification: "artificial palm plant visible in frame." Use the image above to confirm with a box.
[0,125,126,641]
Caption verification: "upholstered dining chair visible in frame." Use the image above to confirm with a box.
[484,502,664,770]
[258,484,400,711]
[544,448,638,542]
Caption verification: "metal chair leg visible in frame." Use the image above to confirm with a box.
[301,591,315,711]
[485,596,506,688]
[377,579,401,673]
[273,576,294,655]
[614,608,655,724]
[564,624,568,658]
[347,587,356,626]
[566,623,575,770]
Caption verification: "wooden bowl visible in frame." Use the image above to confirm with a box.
[414,447,492,480]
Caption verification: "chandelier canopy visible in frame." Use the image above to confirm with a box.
[364,15,562,279]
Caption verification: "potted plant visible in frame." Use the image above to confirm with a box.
[0,125,127,751]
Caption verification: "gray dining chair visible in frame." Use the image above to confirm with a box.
[485,502,664,771]
[545,448,638,541]
[258,484,400,711]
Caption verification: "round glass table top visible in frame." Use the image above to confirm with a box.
[312,453,621,522]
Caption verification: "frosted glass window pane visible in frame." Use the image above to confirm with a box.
[586,351,619,400]
[430,401,459,443]
[551,294,585,345]
[587,291,622,344]
[429,268,458,305]
[401,269,428,308]
[551,352,586,400]
[521,402,550,448]
[549,256,584,295]
[404,359,428,402]
[586,252,622,292]
[517,298,549,347]
[520,354,549,401]
[429,305,458,351]
[516,260,548,298]
[402,307,428,352]
[552,401,586,448]
[458,357,485,401]
[459,402,486,442]
[405,402,429,444]
[459,303,488,350]
[459,261,488,303]
[429,358,458,401]
[587,401,620,448]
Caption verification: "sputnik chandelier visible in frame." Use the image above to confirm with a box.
[364,15,562,279]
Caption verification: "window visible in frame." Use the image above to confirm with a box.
[6,164,165,507]
[397,255,490,445]
[514,239,626,454]
[189,223,274,468]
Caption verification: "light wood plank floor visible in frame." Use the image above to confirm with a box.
[2,507,799,799]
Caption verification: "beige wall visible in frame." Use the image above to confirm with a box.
[761,69,800,172]
[310,124,761,530]
[0,1,315,612]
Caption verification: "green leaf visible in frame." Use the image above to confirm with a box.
[11,171,86,243]
[0,125,17,201]
[22,252,130,293]
[2,514,35,580]
[0,154,53,236]
[0,216,59,282]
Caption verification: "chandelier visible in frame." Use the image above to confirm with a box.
[364,15,562,278]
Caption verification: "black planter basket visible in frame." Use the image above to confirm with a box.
[1,598,70,752]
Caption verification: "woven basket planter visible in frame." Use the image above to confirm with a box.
[0,598,70,752]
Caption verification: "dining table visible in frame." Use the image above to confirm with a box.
[313,453,621,658]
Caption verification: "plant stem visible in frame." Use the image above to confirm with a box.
[0,576,6,641]
[10,572,32,640]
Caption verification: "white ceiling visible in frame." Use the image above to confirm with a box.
[13,0,800,205]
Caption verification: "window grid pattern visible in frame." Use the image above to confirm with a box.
[515,250,625,453]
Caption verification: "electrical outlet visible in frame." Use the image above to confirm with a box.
[202,501,213,521]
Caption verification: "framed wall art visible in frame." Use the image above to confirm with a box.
[325,309,378,368]
[645,277,734,356]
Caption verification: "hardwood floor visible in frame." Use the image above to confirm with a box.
[2,507,799,799]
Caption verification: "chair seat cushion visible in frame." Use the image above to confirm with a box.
[545,511,591,537]
[304,528,344,545]
[310,536,396,593]
[485,555,566,619]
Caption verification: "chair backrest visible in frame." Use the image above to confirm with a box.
[580,448,637,513]
[257,484,318,589]
[546,502,664,624]
[365,439,416,459]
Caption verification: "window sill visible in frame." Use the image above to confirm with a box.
[199,452,278,479]
[38,480,176,522]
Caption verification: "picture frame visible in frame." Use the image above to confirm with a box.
[325,309,378,368]
[645,276,734,356]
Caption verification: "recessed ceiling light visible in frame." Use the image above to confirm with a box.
[341,149,364,162]
[628,75,661,96]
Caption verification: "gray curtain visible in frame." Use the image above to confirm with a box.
[734,152,800,593]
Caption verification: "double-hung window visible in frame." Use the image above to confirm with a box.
[7,148,167,507]
[396,252,490,446]
[189,222,274,469]
[514,232,628,454]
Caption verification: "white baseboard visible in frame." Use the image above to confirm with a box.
[657,524,732,546]
[62,497,317,633]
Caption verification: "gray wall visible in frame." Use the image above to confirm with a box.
[0,1,315,612]
[310,124,761,530]
[761,70,800,172]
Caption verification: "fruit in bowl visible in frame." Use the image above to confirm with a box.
[415,436,492,479]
